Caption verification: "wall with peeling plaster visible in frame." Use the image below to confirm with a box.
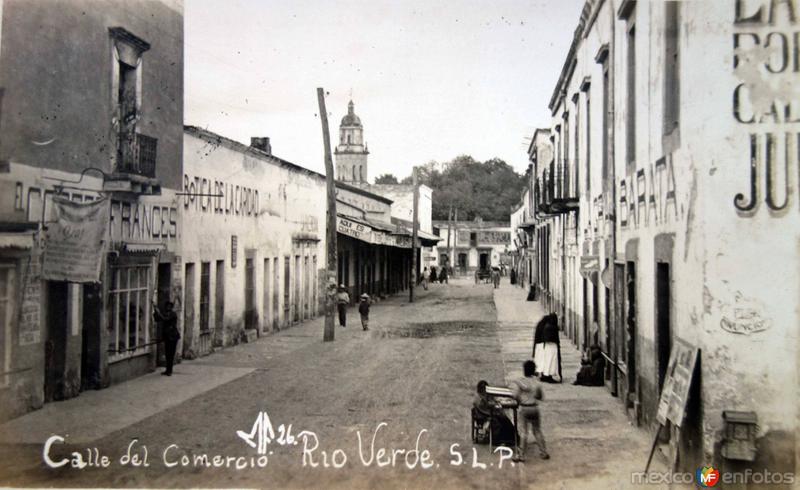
[533,0,798,473]
[181,129,327,356]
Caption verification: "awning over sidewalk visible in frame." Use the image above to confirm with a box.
[0,232,35,250]
[337,214,417,248]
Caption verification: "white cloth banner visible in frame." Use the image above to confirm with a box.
[43,197,110,283]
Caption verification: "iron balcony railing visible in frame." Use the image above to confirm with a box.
[117,132,157,178]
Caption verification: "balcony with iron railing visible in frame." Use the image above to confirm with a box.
[116,131,157,178]
[535,159,578,216]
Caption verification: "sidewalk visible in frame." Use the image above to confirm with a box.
[0,299,372,444]
[0,283,449,447]
[492,279,666,488]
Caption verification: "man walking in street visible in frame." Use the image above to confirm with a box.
[358,293,371,331]
[492,267,501,289]
[153,300,180,376]
[336,285,350,327]
[421,267,430,290]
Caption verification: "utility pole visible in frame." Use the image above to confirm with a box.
[446,205,452,274]
[317,87,336,342]
[410,167,418,302]
[452,208,458,274]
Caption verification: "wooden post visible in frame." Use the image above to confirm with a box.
[316,88,336,342]
[410,167,418,302]
[446,205,452,274]
[452,208,458,274]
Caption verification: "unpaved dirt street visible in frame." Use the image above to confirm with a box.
[0,279,657,489]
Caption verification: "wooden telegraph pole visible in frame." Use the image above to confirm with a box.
[451,208,458,274]
[410,167,418,303]
[317,88,337,342]
[446,205,452,273]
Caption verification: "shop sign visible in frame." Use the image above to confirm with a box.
[337,217,373,243]
[579,255,600,277]
[42,197,109,283]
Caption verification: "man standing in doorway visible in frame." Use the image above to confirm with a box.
[154,301,180,376]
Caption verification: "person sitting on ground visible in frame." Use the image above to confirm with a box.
[574,344,606,386]
[473,380,517,447]
[509,360,549,461]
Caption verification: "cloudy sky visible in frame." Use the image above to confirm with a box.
[185,0,583,179]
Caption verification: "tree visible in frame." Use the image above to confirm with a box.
[374,173,399,184]
[400,156,525,222]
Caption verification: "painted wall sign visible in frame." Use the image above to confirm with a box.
[618,156,678,229]
[477,231,511,244]
[109,200,177,241]
[719,294,771,334]
[732,2,800,215]
[183,174,260,217]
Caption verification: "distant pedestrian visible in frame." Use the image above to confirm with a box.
[421,267,430,290]
[430,266,438,283]
[358,293,371,331]
[510,360,549,461]
[474,269,479,285]
[439,266,449,284]
[336,285,350,327]
[153,300,180,376]
[492,268,501,288]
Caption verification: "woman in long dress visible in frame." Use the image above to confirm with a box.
[532,313,562,383]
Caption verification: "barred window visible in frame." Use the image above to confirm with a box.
[107,263,151,361]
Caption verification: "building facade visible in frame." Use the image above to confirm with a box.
[432,218,511,275]
[335,182,419,301]
[525,0,799,473]
[510,183,535,289]
[0,0,183,420]
[182,128,327,358]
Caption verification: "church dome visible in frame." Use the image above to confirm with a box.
[340,100,362,127]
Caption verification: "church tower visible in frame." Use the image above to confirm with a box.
[335,100,369,183]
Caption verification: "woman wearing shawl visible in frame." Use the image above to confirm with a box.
[532,313,562,383]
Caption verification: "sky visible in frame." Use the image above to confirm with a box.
[184,0,584,179]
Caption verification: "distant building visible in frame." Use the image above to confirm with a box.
[431,218,511,275]
[333,99,439,280]
[0,0,183,420]
[335,100,369,184]
[181,127,327,356]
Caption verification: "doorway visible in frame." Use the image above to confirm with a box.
[45,281,68,402]
[183,263,195,358]
[81,283,102,390]
[625,262,637,395]
[479,252,489,271]
[156,263,172,364]
[656,262,672,390]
